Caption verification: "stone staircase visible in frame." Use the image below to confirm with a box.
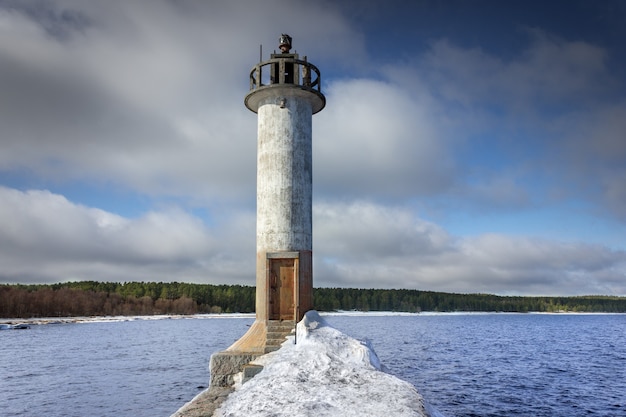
[264,320,295,353]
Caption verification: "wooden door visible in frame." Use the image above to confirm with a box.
[269,259,295,320]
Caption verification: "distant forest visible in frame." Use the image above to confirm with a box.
[1,281,626,318]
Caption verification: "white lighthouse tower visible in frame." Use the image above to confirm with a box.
[225,34,325,355]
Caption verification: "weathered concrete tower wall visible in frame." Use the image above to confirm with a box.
[255,95,313,321]
[257,97,312,253]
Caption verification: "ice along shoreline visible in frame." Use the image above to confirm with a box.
[1,310,622,328]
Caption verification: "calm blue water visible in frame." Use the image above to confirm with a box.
[327,313,626,417]
[0,317,253,417]
[1,314,624,417]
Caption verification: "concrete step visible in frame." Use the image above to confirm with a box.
[264,338,290,347]
[267,332,292,339]
[268,320,295,327]
[263,320,295,354]
[267,327,293,334]
[267,322,294,327]
[266,334,290,342]
[264,346,280,353]
[266,331,292,339]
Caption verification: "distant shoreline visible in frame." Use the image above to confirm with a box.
[2,310,624,326]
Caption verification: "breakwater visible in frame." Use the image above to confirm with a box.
[172,311,429,417]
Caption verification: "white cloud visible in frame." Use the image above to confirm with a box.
[552,102,626,219]
[0,0,364,204]
[0,186,254,284]
[315,79,454,199]
[421,29,613,110]
[314,201,452,260]
[313,201,626,295]
[1,187,624,295]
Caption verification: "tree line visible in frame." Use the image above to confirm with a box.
[0,282,255,318]
[1,281,625,318]
[314,287,626,313]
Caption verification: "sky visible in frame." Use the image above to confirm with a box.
[1,0,625,296]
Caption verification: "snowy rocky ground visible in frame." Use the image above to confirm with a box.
[214,311,430,417]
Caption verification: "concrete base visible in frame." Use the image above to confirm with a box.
[209,351,262,388]
[171,320,294,416]
[171,351,262,417]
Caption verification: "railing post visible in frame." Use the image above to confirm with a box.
[294,306,299,344]
[279,59,285,84]
[303,63,311,87]
[294,256,299,344]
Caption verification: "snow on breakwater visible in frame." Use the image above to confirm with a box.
[214,311,429,417]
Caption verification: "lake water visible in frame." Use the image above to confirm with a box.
[1,313,624,417]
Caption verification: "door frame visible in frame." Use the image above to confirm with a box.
[266,251,299,321]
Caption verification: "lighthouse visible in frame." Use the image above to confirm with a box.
[218,35,325,359]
